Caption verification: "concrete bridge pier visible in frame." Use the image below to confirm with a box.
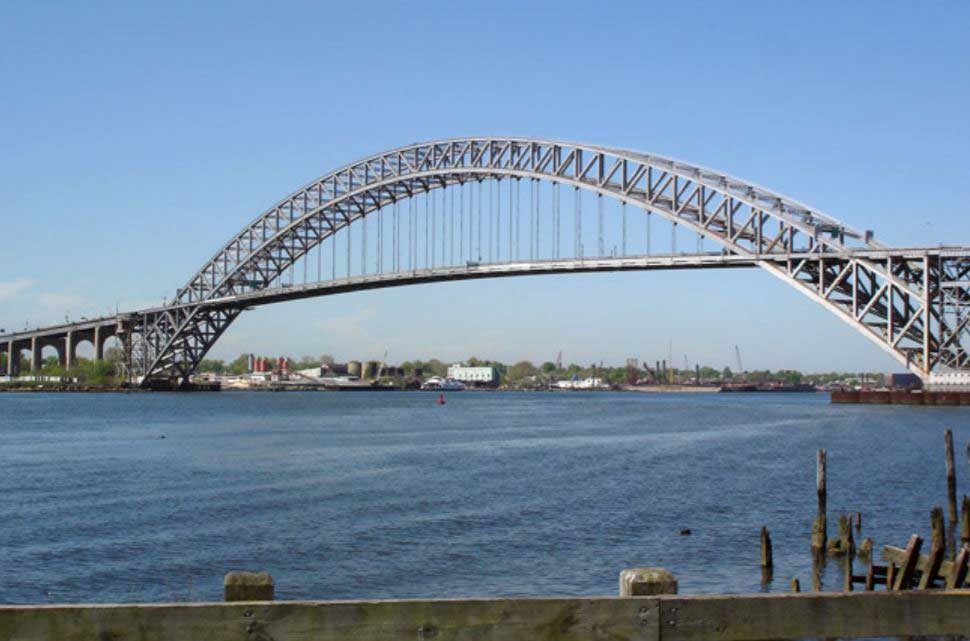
[94,326,103,361]
[30,337,41,373]
[4,339,29,376]
[65,330,75,370]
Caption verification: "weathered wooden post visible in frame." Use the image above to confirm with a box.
[962,495,970,546]
[828,513,854,556]
[619,568,678,596]
[812,514,827,560]
[843,554,853,592]
[790,577,800,592]
[817,449,827,516]
[892,534,923,591]
[842,514,855,557]
[855,511,862,534]
[946,546,969,589]
[945,429,957,524]
[760,526,773,569]
[919,507,946,589]
[813,449,827,557]
[224,571,275,602]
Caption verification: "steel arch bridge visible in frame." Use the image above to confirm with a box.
[2,137,969,387]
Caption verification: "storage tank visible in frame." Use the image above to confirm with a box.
[347,360,362,377]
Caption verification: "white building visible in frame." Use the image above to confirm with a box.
[928,371,970,392]
[447,364,498,385]
[556,377,607,390]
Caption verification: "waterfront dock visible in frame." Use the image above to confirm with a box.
[832,389,970,405]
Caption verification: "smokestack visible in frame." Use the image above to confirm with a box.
[247,353,255,373]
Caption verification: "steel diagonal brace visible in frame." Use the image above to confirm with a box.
[857,282,889,321]
[892,309,925,348]
[824,260,855,299]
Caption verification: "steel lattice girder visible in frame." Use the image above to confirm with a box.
[115,138,968,383]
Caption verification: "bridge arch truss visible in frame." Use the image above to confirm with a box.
[4,138,967,385]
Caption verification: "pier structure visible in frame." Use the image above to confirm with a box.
[1,138,968,388]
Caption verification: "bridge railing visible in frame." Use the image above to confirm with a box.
[3,589,969,640]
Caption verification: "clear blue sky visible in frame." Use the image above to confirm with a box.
[1,1,968,371]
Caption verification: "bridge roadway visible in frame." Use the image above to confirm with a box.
[3,246,967,378]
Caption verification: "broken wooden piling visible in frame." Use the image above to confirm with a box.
[945,429,957,524]
[761,526,773,569]
[892,535,923,591]
[918,508,946,589]
[812,449,827,557]
[619,567,677,596]
[817,449,827,516]
[962,495,970,546]
[224,571,274,602]
[828,513,855,557]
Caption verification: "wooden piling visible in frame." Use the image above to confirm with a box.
[858,537,873,558]
[790,577,800,593]
[829,513,855,557]
[844,514,855,557]
[811,559,822,592]
[961,495,970,546]
[930,506,946,550]
[619,568,677,596]
[224,571,274,602]
[812,514,827,558]
[946,546,969,589]
[893,535,923,591]
[813,449,827,555]
[855,511,862,534]
[843,554,853,592]
[945,429,957,524]
[919,508,947,589]
[817,449,827,517]
[761,526,773,569]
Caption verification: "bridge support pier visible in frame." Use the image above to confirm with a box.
[31,336,41,373]
[94,326,103,361]
[9,342,23,376]
[65,331,75,370]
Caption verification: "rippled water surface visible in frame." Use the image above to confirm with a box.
[1,391,967,603]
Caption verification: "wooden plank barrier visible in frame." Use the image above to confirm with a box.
[884,543,970,588]
[2,590,970,641]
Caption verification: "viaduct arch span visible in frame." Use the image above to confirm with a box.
[2,138,968,387]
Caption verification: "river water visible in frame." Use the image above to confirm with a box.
[0,391,966,604]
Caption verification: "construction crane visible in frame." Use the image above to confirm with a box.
[369,348,389,386]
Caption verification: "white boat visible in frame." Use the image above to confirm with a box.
[421,376,466,391]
